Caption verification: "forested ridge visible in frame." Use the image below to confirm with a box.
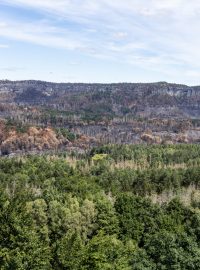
[2,80,200,148]
[1,144,200,269]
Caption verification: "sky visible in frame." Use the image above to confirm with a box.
[0,0,200,84]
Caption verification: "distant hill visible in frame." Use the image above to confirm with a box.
[1,80,200,118]
[1,80,200,154]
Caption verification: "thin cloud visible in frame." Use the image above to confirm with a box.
[0,44,9,48]
[0,67,24,71]
[1,0,200,84]
[0,20,86,50]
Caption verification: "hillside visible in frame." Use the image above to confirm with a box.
[0,119,98,156]
[1,80,200,154]
[1,80,200,118]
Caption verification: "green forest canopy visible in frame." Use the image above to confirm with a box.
[1,144,200,269]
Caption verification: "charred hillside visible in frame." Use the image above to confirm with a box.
[0,80,200,118]
[1,80,200,151]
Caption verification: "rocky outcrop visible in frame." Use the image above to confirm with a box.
[1,80,200,118]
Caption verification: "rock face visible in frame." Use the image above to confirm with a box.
[1,80,200,118]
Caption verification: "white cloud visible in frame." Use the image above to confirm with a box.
[113,32,128,40]
[185,70,200,78]
[1,0,200,84]
[0,44,9,48]
[0,19,85,50]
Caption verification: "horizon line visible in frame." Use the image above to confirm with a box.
[0,79,195,87]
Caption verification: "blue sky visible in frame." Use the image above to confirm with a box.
[0,0,200,84]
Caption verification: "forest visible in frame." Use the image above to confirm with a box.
[1,144,200,269]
